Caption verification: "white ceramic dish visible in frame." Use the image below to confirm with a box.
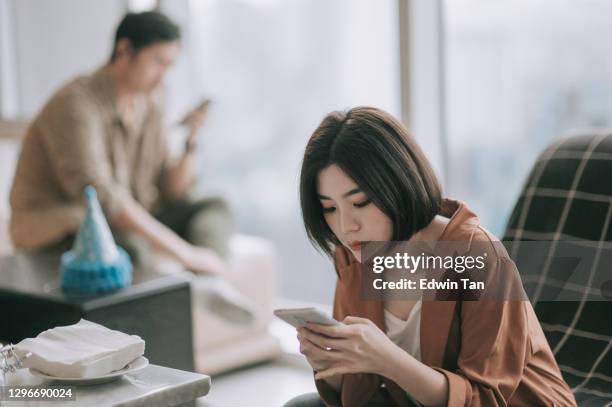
[29,356,149,385]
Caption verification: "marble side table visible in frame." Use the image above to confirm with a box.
[2,363,210,407]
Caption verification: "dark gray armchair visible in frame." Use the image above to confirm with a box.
[503,132,612,406]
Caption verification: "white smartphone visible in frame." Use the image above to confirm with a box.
[273,307,343,328]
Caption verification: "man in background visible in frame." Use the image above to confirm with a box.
[9,11,253,323]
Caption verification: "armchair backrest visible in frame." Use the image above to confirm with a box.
[503,132,612,404]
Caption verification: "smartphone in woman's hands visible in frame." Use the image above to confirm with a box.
[274,307,343,328]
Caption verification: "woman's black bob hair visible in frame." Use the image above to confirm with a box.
[299,106,442,258]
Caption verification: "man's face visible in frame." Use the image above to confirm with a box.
[123,41,180,93]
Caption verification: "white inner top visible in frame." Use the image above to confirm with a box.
[384,300,422,362]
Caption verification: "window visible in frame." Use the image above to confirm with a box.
[164,0,400,302]
[443,0,612,235]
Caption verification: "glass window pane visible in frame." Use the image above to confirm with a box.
[167,0,399,302]
[443,0,612,235]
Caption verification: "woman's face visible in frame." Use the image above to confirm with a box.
[317,164,393,262]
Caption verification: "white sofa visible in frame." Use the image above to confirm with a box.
[154,234,282,375]
[192,234,281,374]
[0,120,281,375]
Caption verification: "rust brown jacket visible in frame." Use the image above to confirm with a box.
[315,199,576,407]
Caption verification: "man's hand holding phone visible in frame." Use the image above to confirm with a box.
[180,99,211,152]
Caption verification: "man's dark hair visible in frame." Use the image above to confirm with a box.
[110,11,180,61]
[299,106,443,258]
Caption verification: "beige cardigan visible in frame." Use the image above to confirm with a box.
[315,199,576,407]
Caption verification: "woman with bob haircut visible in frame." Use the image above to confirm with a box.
[283,107,576,407]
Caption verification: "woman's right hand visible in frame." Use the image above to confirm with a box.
[297,327,329,371]
[298,327,343,391]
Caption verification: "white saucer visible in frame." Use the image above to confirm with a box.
[29,356,149,385]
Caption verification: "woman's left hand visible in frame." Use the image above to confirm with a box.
[297,316,399,380]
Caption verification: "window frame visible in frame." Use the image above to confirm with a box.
[399,0,449,189]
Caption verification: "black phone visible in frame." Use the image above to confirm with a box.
[196,99,212,112]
